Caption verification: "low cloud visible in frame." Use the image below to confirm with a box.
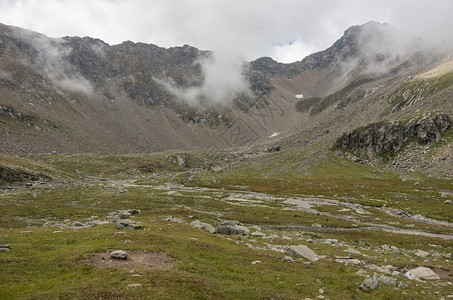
[157,52,251,105]
[13,28,94,95]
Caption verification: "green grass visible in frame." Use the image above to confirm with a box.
[0,151,452,299]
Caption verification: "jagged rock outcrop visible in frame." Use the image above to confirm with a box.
[406,114,451,144]
[333,114,451,160]
[333,121,404,159]
[0,165,49,183]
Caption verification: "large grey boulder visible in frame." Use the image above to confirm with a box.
[405,267,440,280]
[285,245,319,261]
[190,220,216,234]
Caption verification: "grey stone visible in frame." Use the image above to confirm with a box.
[0,248,10,252]
[190,220,216,234]
[346,247,362,255]
[120,212,132,219]
[159,216,187,224]
[251,231,266,238]
[264,234,279,239]
[415,249,430,258]
[115,220,142,230]
[111,250,127,260]
[0,244,10,249]
[444,200,452,204]
[127,284,142,288]
[405,267,440,280]
[359,276,381,291]
[282,255,295,262]
[335,257,363,265]
[286,245,319,261]
[216,221,250,236]
[177,155,187,168]
[373,274,408,289]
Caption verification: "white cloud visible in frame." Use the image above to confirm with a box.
[1,0,452,62]
[1,0,452,104]
[271,39,320,63]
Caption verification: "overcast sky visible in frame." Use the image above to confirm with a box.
[0,0,452,63]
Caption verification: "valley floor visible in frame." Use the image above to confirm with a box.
[1,153,453,299]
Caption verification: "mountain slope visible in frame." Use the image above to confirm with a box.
[0,21,452,169]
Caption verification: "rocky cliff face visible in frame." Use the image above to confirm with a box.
[333,114,451,160]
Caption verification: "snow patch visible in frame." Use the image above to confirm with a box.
[295,94,304,99]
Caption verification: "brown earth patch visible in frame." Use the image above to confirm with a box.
[78,250,173,269]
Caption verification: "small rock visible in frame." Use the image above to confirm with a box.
[264,234,279,239]
[0,248,10,252]
[335,257,363,265]
[159,216,187,224]
[267,145,281,152]
[110,250,128,260]
[311,223,322,228]
[251,231,266,238]
[415,249,430,258]
[127,284,142,288]
[444,200,452,204]
[0,245,10,249]
[177,155,187,168]
[251,260,262,264]
[282,256,295,262]
[190,220,216,234]
[120,212,132,219]
[346,247,361,255]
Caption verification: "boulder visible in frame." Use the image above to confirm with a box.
[216,221,250,236]
[110,250,127,260]
[190,220,216,234]
[286,245,319,261]
[405,267,440,280]
[359,276,381,291]
[115,219,142,230]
